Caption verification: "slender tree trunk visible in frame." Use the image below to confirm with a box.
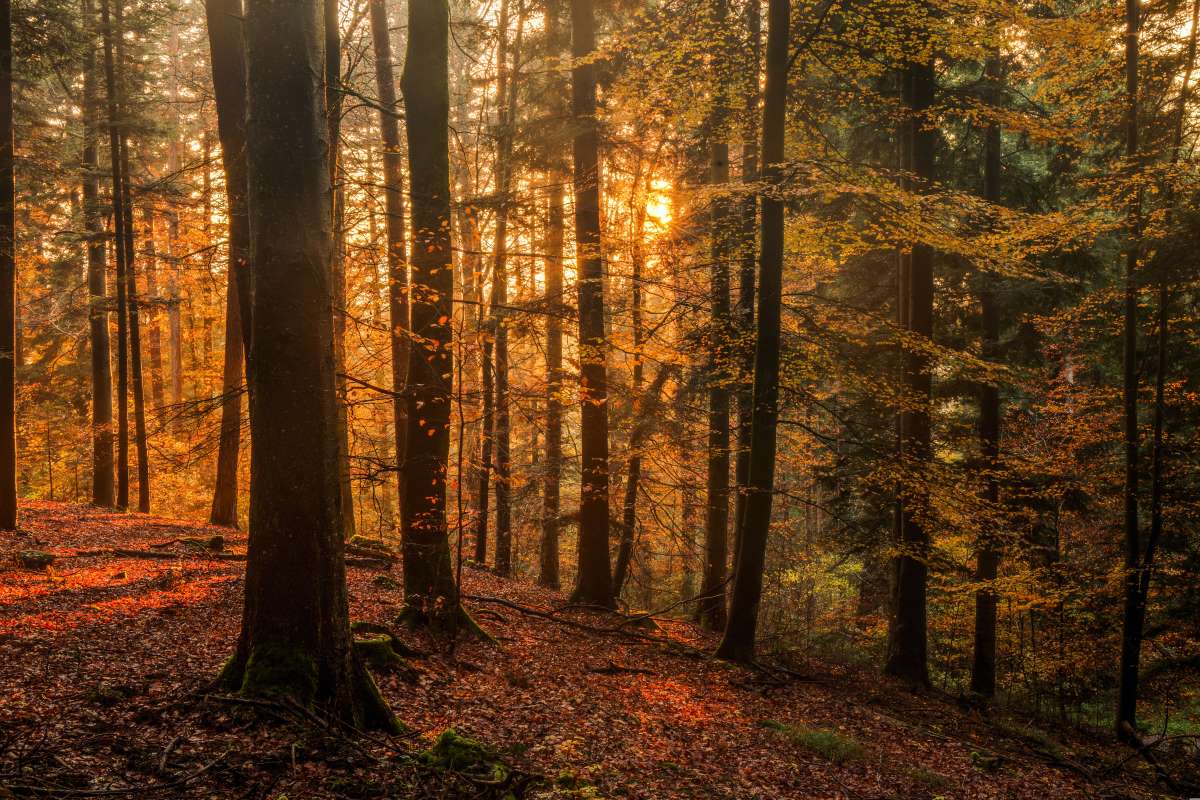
[400,0,472,628]
[475,333,493,563]
[971,53,1002,699]
[0,0,12,530]
[325,0,356,539]
[569,0,613,608]
[142,207,165,410]
[368,0,409,533]
[883,58,935,687]
[119,131,150,513]
[732,0,759,584]
[83,0,115,509]
[492,0,526,577]
[1115,0,1142,739]
[203,0,250,527]
[219,0,395,731]
[715,0,787,662]
[99,0,130,511]
[700,0,732,630]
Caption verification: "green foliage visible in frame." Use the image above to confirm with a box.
[419,728,510,784]
[759,720,865,765]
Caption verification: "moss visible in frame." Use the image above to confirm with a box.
[759,720,865,765]
[398,603,496,644]
[904,766,950,790]
[353,667,405,735]
[372,574,400,590]
[240,644,319,702]
[15,550,54,570]
[419,728,508,782]
[353,635,413,676]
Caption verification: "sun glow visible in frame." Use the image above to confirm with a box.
[644,178,673,229]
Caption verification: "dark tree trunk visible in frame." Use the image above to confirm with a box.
[474,336,492,562]
[83,0,115,509]
[569,0,613,608]
[884,59,935,687]
[714,0,787,663]
[325,0,355,539]
[142,208,165,411]
[220,0,394,731]
[119,130,150,513]
[700,0,732,631]
[368,0,408,532]
[99,0,130,511]
[0,0,12,530]
[491,0,525,577]
[203,0,251,528]
[540,0,567,586]
[400,0,471,627]
[732,0,759,583]
[970,53,1002,699]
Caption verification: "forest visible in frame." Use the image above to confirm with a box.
[0,0,1197,793]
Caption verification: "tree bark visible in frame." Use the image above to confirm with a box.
[368,0,408,534]
[83,0,115,509]
[203,0,251,528]
[0,0,12,530]
[220,0,394,731]
[99,0,130,511]
[884,59,935,687]
[119,129,150,513]
[715,0,787,662]
[568,0,613,608]
[142,207,165,411]
[970,53,1002,699]
[400,0,471,627]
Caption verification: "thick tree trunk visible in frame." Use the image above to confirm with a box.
[82,0,115,509]
[99,0,130,511]
[971,53,1002,699]
[368,0,408,532]
[400,0,471,627]
[203,0,250,528]
[220,0,394,731]
[569,0,613,608]
[884,59,935,687]
[715,0,787,663]
[0,0,12,530]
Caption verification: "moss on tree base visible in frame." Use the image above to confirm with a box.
[397,602,496,644]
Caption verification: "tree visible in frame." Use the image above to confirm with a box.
[0,0,12,531]
[220,0,395,731]
[400,0,475,629]
[119,120,150,513]
[569,0,613,608]
[883,57,935,688]
[715,0,787,663]
[204,0,251,529]
[81,0,114,510]
[368,0,408,533]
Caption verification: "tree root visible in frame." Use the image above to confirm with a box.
[397,602,497,645]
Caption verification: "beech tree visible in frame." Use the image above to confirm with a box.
[0,0,12,531]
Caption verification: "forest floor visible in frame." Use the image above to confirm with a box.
[0,501,1182,799]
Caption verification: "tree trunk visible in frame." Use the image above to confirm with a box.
[203,0,250,528]
[700,0,732,631]
[971,53,1002,699]
[83,0,115,509]
[714,0,787,662]
[220,0,394,731]
[142,207,165,411]
[119,130,150,513]
[884,59,935,687]
[569,0,613,608]
[99,0,130,511]
[400,0,471,628]
[732,0,759,584]
[0,0,12,530]
[475,334,492,563]
[368,0,408,533]
[492,0,526,578]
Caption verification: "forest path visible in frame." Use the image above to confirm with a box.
[0,501,1163,799]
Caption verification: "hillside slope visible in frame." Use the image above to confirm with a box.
[0,502,1173,798]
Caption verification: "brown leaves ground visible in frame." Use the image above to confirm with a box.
[0,502,1170,799]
